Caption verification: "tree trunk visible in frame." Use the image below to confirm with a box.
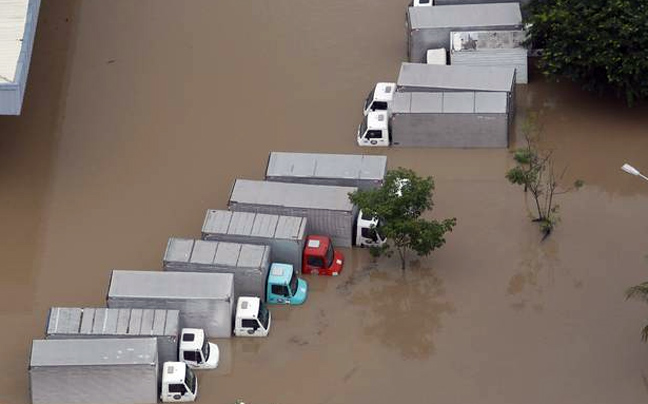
[398,248,406,270]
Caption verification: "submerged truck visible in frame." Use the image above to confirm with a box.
[107,270,234,338]
[364,62,516,116]
[45,307,218,370]
[163,237,307,306]
[29,338,198,404]
[406,3,523,63]
[202,210,344,276]
[228,179,360,248]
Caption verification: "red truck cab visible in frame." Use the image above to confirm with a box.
[302,236,344,276]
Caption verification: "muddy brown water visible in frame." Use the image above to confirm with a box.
[2,1,648,403]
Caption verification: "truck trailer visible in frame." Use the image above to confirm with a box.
[202,210,346,276]
[358,91,510,148]
[107,270,234,338]
[265,152,387,190]
[163,237,307,304]
[45,307,219,370]
[228,179,358,248]
[29,338,198,404]
[406,3,523,63]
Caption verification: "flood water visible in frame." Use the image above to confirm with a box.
[2,1,648,403]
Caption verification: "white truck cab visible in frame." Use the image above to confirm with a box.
[234,296,272,337]
[179,328,219,370]
[356,210,386,247]
[357,111,389,147]
[363,82,395,115]
[426,48,447,65]
[412,0,433,6]
[161,362,198,403]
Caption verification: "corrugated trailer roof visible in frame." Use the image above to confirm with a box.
[30,338,157,367]
[408,3,521,30]
[266,152,387,181]
[392,91,508,114]
[397,63,515,93]
[202,210,307,240]
[46,308,179,337]
[108,270,234,300]
[229,179,356,212]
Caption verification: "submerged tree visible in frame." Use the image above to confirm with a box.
[349,168,456,270]
[506,117,583,239]
[626,282,648,341]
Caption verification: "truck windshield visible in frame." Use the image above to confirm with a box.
[289,271,298,296]
[200,338,209,363]
[325,244,334,268]
[184,365,197,394]
[364,88,375,111]
[359,117,368,139]
[258,302,270,329]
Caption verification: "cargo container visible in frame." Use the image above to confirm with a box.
[202,210,347,275]
[358,91,509,148]
[163,237,307,304]
[45,307,219,369]
[265,152,387,190]
[451,30,528,84]
[29,338,198,404]
[107,270,234,338]
[406,3,523,63]
[228,179,358,248]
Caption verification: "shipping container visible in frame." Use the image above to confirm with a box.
[228,179,358,247]
[45,307,180,366]
[107,270,234,338]
[163,238,271,301]
[0,0,41,115]
[451,30,528,84]
[29,338,158,404]
[265,152,387,189]
[390,91,509,147]
[406,3,522,63]
[202,210,308,272]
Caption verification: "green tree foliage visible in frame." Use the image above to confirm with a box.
[349,168,456,270]
[525,0,648,105]
[506,117,583,238]
[626,282,648,341]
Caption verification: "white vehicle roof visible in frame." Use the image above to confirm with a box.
[162,362,187,384]
[30,338,157,367]
[237,297,261,318]
[408,3,522,30]
[229,179,356,212]
[0,0,38,86]
[266,152,387,182]
[367,111,389,130]
[413,0,433,6]
[397,63,515,93]
[373,82,396,102]
[392,91,508,114]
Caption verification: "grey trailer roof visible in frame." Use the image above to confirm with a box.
[392,91,508,114]
[408,3,521,30]
[108,270,234,300]
[451,30,526,51]
[266,152,387,181]
[229,179,356,212]
[46,307,179,337]
[164,237,270,268]
[30,338,157,367]
[202,210,307,241]
[397,63,515,93]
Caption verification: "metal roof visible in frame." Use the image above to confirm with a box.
[451,30,526,51]
[30,338,158,367]
[266,152,387,181]
[46,307,179,337]
[0,0,37,85]
[108,270,234,300]
[163,238,269,269]
[392,91,508,114]
[397,63,515,93]
[202,210,307,241]
[229,179,356,212]
[408,3,521,30]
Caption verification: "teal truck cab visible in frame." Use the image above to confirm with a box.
[267,263,308,305]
